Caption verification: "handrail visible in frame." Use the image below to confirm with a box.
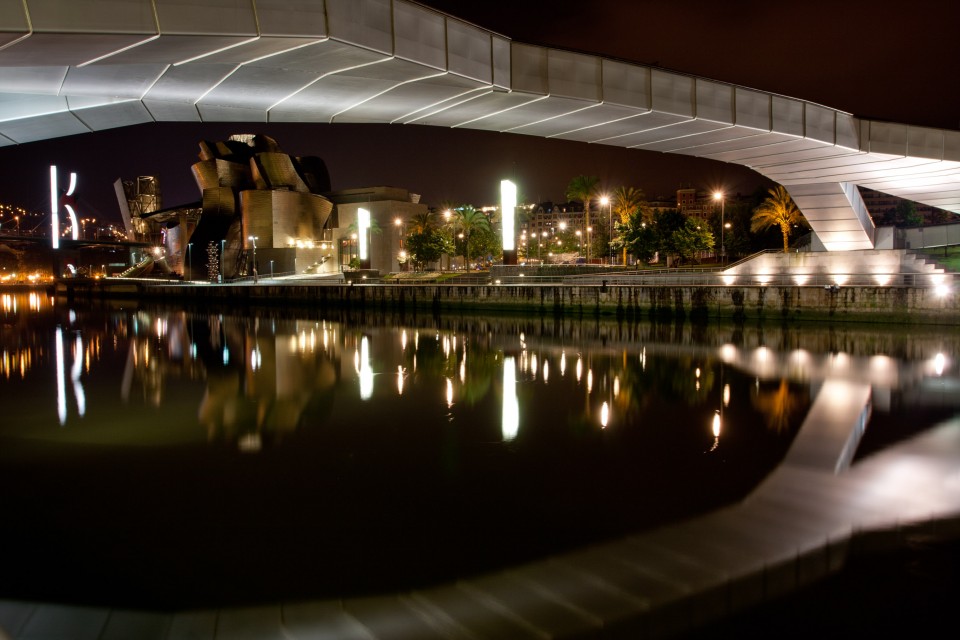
[722,249,782,271]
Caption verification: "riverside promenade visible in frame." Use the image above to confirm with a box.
[52,272,960,325]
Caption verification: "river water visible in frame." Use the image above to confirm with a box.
[0,291,956,610]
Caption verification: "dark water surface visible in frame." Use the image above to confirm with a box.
[0,291,957,611]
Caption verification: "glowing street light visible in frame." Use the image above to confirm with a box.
[248,235,259,283]
[575,229,582,257]
[713,191,725,264]
[220,239,226,282]
[600,195,611,264]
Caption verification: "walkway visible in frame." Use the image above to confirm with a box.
[3,381,960,638]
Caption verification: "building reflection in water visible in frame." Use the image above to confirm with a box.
[2,295,960,459]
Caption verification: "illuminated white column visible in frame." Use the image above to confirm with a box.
[500,180,516,264]
[49,166,59,249]
[50,165,80,248]
[65,171,79,241]
[358,207,370,263]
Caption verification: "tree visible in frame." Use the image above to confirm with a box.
[405,229,451,271]
[612,186,647,264]
[671,218,714,264]
[612,186,647,224]
[565,175,599,256]
[409,210,441,234]
[452,206,492,269]
[616,213,658,264]
[893,199,922,227]
[751,185,806,253]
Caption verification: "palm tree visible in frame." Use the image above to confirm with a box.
[409,210,439,234]
[566,175,599,258]
[454,205,491,269]
[612,186,647,265]
[751,185,806,252]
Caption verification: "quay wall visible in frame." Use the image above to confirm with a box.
[54,281,960,324]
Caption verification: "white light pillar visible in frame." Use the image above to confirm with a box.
[358,207,371,269]
[50,165,81,249]
[49,166,59,249]
[501,180,517,265]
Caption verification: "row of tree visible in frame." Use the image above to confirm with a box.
[403,206,499,271]
[401,179,808,270]
[565,176,808,266]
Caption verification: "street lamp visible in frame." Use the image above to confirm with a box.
[600,195,611,264]
[575,229,582,257]
[394,217,404,271]
[220,239,226,282]
[587,226,592,263]
[443,209,453,271]
[186,242,192,281]
[248,235,258,283]
[713,191,725,264]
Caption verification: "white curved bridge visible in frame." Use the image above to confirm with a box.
[1,0,959,251]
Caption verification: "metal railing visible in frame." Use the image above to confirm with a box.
[552,271,957,288]
[124,268,957,290]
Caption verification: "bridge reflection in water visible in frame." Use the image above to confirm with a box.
[0,296,958,638]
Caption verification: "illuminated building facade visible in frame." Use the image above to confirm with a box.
[119,134,335,279]
[118,136,425,279]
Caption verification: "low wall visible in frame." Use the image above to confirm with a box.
[57,280,960,324]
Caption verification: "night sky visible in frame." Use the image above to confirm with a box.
[0,0,956,225]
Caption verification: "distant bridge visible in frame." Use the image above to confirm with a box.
[1,0,958,251]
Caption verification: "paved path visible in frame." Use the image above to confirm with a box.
[3,380,960,639]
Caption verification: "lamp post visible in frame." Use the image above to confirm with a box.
[443,209,452,271]
[587,226,592,263]
[600,195,611,264]
[220,239,226,282]
[394,217,404,271]
[248,235,258,283]
[186,242,192,281]
[713,191,725,265]
[575,229,582,257]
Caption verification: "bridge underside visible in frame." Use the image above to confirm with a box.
[2,0,959,250]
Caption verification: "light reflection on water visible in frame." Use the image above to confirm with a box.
[0,293,958,608]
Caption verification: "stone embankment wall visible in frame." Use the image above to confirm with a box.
[57,281,960,324]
